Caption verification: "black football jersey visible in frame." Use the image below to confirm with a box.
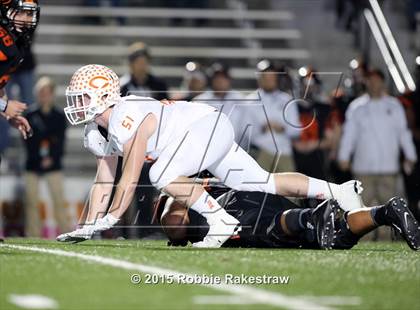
[0,25,23,89]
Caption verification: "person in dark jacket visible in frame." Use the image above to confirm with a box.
[120,41,168,100]
[23,76,69,237]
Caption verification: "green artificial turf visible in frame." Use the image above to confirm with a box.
[1,239,419,310]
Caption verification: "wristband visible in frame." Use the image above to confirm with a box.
[0,98,7,112]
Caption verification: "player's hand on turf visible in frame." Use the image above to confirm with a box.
[8,116,33,140]
[3,100,27,119]
[56,226,94,243]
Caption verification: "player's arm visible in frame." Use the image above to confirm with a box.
[0,88,32,139]
[394,102,417,174]
[0,98,27,119]
[107,113,157,220]
[83,155,118,224]
[337,112,359,171]
[0,42,27,119]
[57,154,118,242]
[1,89,32,141]
[7,115,32,139]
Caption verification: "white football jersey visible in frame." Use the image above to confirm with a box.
[84,95,215,158]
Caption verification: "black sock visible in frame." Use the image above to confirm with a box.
[370,205,388,226]
[285,209,312,234]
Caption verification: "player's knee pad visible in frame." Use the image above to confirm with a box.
[232,173,276,194]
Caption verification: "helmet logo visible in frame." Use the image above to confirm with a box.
[89,76,109,89]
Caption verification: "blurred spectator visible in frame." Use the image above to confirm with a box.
[397,63,420,219]
[406,0,420,50]
[23,77,68,237]
[293,71,332,179]
[334,0,346,27]
[277,64,294,95]
[348,58,368,98]
[246,60,300,172]
[338,69,417,220]
[172,62,207,101]
[407,0,420,31]
[334,0,381,48]
[324,88,354,183]
[322,58,368,183]
[194,62,247,148]
[343,59,371,121]
[120,42,168,100]
[5,46,36,105]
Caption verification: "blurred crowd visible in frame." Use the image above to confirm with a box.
[1,39,419,240]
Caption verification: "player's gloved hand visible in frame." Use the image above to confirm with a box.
[93,214,120,232]
[331,180,364,211]
[3,100,27,119]
[56,225,95,243]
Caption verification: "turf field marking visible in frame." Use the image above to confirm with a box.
[296,296,361,306]
[193,295,361,306]
[193,295,257,305]
[8,294,58,309]
[1,244,331,310]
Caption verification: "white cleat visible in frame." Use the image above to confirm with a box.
[192,211,241,248]
[56,226,94,243]
[332,180,364,211]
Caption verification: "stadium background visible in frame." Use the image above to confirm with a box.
[0,0,419,239]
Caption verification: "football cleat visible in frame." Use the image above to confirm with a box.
[56,226,94,243]
[332,180,364,211]
[312,199,339,250]
[192,211,241,248]
[384,197,420,251]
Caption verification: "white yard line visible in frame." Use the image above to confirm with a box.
[1,244,331,310]
[299,296,361,306]
[193,295,258,305]
[8,294,58,309]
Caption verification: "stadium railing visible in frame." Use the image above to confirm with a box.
[34,44,309,60]
[41,5,295,21]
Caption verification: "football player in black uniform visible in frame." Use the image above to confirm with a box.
[156,182,420,251]
[0,0,40,139]
[0,0,40,242]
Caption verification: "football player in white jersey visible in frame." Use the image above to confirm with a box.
[57,64,363,248]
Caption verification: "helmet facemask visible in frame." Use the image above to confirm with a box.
[4,1,40,40]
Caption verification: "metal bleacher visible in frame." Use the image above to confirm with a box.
[7,0,311,175]
[35,1,309,95]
